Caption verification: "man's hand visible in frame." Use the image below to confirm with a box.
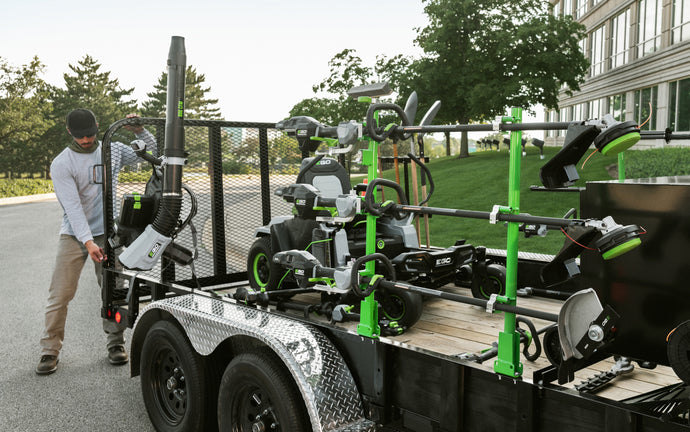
[123,113,144,134]
[85,240,107,263]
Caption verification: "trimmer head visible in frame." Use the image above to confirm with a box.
[593,120,641,156]
[593,224,643,260]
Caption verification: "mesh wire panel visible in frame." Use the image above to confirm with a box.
[102,118,299,296]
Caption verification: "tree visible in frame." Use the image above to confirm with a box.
[141,66,222,120]
[412,0,588,157]
[42,55,138,176]
[290,49,414,125]
[0,56,53,178]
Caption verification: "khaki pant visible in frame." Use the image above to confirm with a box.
[39,234,126,356]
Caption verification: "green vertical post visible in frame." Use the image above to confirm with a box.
[494,107,524,378]
[357,98,380,338]
[618,152,626,182]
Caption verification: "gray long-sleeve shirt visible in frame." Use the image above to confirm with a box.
[51,130,157,244]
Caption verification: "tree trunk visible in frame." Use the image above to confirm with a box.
[458,131,470,158]
[445,131,451,156]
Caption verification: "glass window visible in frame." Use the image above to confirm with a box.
[610,9,631,69]
[608,93,627,121]
[672,0,690,44]
[590,26,606,76]
[576,0,588,18]
[559,106,571,137]
[589,99,602,119]
[573,103,587,121]
[547,109,560,137]
[634,86,657,130]
[563,0,572,16]
[553,0,561,17]
[637,0,663,57]
[668,78,690,131]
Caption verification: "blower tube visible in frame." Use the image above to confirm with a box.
[119,36,186,270]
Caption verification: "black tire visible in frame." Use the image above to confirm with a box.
[470,263,506,300]
[667,320,690,385]
[247,236,286,291]
[543,325,563,367]
[217,350,310,431]
[140,320,216,432]
[377,289,424,328]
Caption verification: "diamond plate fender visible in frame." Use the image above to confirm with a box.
[134,294,375,432]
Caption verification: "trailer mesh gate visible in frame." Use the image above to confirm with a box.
[102,118,301,300]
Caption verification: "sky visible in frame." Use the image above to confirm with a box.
[2,0,542,138]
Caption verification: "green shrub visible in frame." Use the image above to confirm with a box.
[624,147,690,178]
[0,179,54,198]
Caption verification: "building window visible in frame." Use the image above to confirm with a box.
[589,99,602,119]
[608,93,627,121]
[610,9,630,69]
[637,0,663,57]
[590,26,606,76]
[547,109,559,137]
[576,0,588,18]
[553,0,561,17]
[559,106,571,136]
[669,78,690,131]
[672,0,690,44]
[563,0,572,16]
[592,0,604,5]
[634,86,657,130]
[573,103,587,121]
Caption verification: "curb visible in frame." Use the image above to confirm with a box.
[0,193,57,206]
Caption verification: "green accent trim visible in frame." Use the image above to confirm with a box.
[600,132,640,156]
[313,206,337,217]
[601,237,641,260]
[618,152,626,182]
[252,252,269,288]
[305,238,331,252]
[178,100,184,118]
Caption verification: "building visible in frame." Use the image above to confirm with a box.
[547,0,690,148]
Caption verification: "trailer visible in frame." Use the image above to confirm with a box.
[100,37,690,431]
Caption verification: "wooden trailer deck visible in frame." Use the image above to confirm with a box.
[383,285,681,402]
[285,283,682,404]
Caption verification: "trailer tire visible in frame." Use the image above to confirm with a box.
[140,320,215,432]
[247,236,294,294]
[378,289,423,328]
[217,350,310,431]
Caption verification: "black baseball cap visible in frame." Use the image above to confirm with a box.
[66,109,98,138]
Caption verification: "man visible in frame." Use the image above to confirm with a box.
[36,109,156,375]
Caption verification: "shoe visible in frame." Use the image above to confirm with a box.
[108,345,129,365]
[36,355,58,375]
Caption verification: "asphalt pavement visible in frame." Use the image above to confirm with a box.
[0,197,155,431]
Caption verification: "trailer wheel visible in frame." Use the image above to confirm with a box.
[543,325,563,366]
[217,350,310,431]
[470,263,506,300]
[377,290,424,328]
[667,320,690,385]
[140,320,214,432]
[247,236,293,293]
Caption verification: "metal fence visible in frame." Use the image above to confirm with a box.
[102,117,300,298]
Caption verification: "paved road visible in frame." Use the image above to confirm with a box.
[0,198,155,432]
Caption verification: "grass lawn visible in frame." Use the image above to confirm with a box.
[376,146,619,255]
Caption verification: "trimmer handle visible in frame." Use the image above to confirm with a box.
[365,103,412,142]
[364,178,408,219]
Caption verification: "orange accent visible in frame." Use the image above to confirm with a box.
[115,311,122,324]
[667,327,677,342]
